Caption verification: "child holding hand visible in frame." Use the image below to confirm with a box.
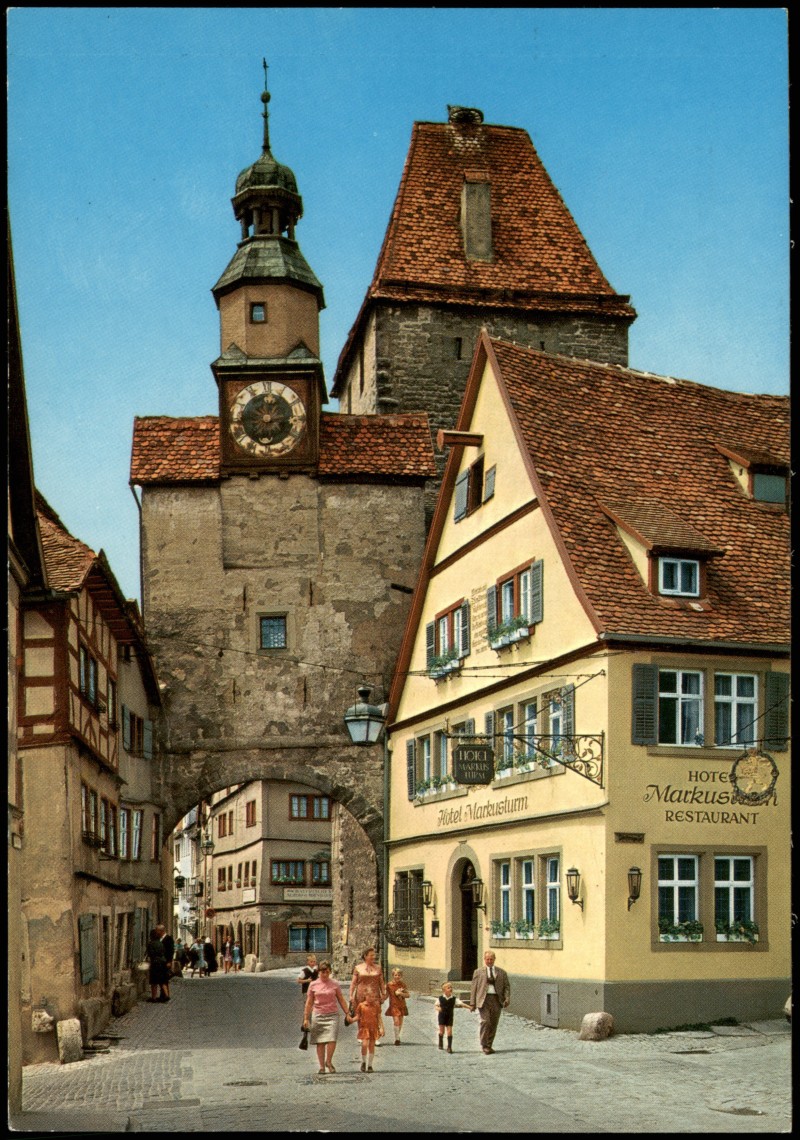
[354,993,382,1072]
[435,981,467,1053]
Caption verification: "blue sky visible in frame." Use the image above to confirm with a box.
[8,8,789,602]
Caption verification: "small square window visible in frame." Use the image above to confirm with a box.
[658,557,700,597]
[250,303,266,323]
[260,616,287,650]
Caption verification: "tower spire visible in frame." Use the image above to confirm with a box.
[261,58,271,154]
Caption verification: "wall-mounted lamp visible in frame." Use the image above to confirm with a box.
[627,866,642,910]
[200,828,215,856]
[173,868,186,891]
[470,877,486,911]
[421,880,435,911]
[566,867,584,910]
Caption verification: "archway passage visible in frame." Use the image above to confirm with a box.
[459,861,479,979]
[168,771,382,985]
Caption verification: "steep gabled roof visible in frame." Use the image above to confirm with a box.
[388,335,788,716]
[333,112,635,394]
[130,413,436,485]
[487,337,789,645]
[35,495,161,693]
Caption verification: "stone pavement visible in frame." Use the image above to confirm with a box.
[10,969,792,1133]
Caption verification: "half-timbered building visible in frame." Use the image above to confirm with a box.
[17,498,165,1062]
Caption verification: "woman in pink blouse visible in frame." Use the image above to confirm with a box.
[302,961,351,1074]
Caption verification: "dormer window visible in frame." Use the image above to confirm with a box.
[658,557,700,598]
[752,469,787,505]
[250,302,266,323]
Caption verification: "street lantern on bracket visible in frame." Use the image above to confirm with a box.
[343,684,386,745]
[200,828,215,856]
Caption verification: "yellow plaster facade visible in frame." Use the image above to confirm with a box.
[386,347,790,1032]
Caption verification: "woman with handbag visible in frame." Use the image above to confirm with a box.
[302,961,351,1074]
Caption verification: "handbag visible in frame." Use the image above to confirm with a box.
[299,1027,309,1051]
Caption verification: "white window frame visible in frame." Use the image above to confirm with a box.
[521,859,535,923]
[714,855,755,932]
[658,669,704,746]
[714,673,757,747]
[131,809,143,861]
[421,736,432,782]
[499,707,515,765]
[546,856,560,922]
[521,701,537,760]
[499,861,511,925]
[658,557,700,597]
[658,854,699,925]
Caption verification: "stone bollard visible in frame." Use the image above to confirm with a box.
[578,1012,614,1041]
[254,961,265,973]
[244,953,257,973]
[56,1018,84,1064]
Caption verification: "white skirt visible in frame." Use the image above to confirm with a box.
[310,1011,341,1044]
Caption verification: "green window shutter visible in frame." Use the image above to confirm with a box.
[425,622,436,666]
[454,471,469,521]
[631,664,659,745]
[529,560,544,625]
[122,706,131,751]
[763,672,789,751]
[486,585,498,637]
[459,601,471,657]
[143,719,153,760]
[483,465,496,502]
[79,913,98,984]
[464,717,475,737]
[406,741,417,800]
[484,712,495,760]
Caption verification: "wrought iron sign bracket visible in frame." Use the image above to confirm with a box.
[447,731,604,788]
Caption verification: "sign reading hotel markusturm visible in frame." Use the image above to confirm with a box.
[453,743,494,785]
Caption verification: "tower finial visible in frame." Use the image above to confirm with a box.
[261,58,271,154]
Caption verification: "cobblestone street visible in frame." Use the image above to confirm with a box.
[12,969,792,1133]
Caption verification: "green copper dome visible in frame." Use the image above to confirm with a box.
[235,150,299,197]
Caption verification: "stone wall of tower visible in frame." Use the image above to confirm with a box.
[139,473,427,952]
[345,304,630,515]
[330,803,380,980]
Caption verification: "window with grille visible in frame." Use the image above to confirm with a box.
[387,870,425,947]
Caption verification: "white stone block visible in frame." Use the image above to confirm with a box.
[578,1011,614,1041]
[56,1018,84,1064]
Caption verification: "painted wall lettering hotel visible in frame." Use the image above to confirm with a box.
[384,332,790,1032]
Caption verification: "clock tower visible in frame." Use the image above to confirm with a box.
[212,65,326,474]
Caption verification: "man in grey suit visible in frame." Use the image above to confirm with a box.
[468,950,511,1053]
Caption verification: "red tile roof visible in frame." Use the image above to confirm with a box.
[130,413,436,484]
[486,339,789,646]
[374,120,633,305]
[333,115,635,392]
[36,494,96,592]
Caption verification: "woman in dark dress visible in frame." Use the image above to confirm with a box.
[204,937,218,974]
[146,928,169,1002]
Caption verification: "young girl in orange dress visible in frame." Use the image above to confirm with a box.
[354,994,381,1072]
[385,968,410,1045]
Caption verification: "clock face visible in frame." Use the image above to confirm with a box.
[229,381,306,457]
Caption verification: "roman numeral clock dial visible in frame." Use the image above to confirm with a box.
[229,381,307,457]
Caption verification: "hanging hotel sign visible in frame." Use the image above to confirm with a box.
[729,749,779,806]
[452,744,494,785]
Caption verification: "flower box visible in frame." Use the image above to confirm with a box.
[658,921,704,943]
